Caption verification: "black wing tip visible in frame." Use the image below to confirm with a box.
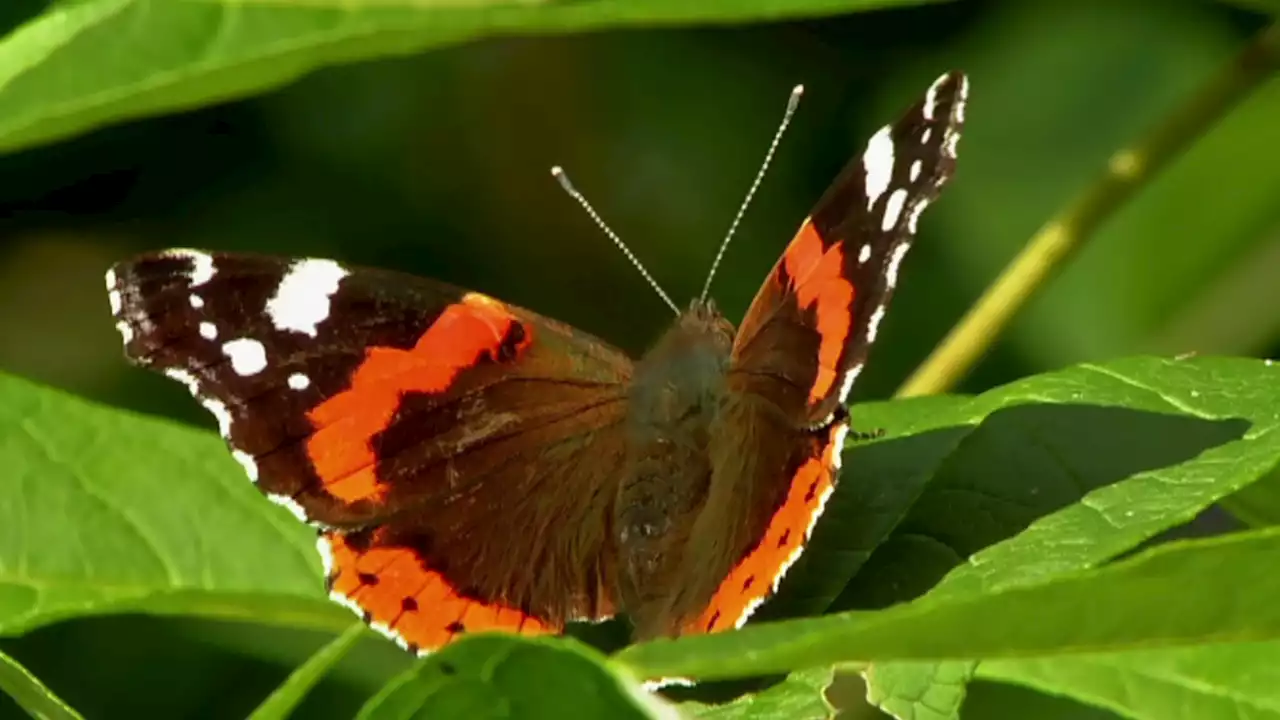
[926,70,969,127]
[106,248,217,363]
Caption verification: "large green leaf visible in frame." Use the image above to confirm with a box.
[782,357,1272,622]
[616,525,1280,680]
[355,635,671,719]
[978,642,1280,720]
[834,357,1279,718]
[0,0,939,156]
[0,372,346,636]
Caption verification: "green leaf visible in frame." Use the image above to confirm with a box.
[0,648,84,720]
[837,357,1280,718]
[862,662,970,720]
[616,525,1280,681]
[356,634,672,719]
[679,667,835,719]
[0,371,347,636]
[0,0,940,156]
[978,642,1280,720]
[248,622,368,720]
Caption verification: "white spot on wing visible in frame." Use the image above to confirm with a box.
[862,126,895,209]
[329,588,366,619]
[924,74,944,120]
[885,241,912,289]
[115,321,134,345]
[266,493,307,523]
[222,338,267,376]
[190,294,205,310]
[735,596,768,628]
[202,397,233,438]
[943,130,960,159]
[266,259,348,336]
[921,127,932,145]
[199,322,217,340]
[316,536,335,577]
[164,368,200,396]
[858,243,872,265]
[770,546,805,595]
[830,423,850,471]
[231,449,259,482]
[866,303,887,344]
[369,620,409,650]
[881,188,908,232]
[108,289,122,315]
[105,268,117,292]
[163,249,216,287]
[642,677,695,692]
[909,159,922,183]
[287,373,311,391]
[906,200,930,234]
[837,363,862,404]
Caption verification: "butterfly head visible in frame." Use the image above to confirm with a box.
[625,298,735,425]
[677,297,736,352]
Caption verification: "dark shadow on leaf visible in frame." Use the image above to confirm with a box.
[829,403,1248,612]
[566,617,631,655]
[754,425,977,623]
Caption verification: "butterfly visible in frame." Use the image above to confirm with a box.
[106,71,967,654]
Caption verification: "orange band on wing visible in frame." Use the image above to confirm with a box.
[781,218,855,404]
[305,293,532,503]
[325,532,553,654]
[687,424,843,634]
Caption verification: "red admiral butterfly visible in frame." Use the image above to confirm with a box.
[106,71,967,654]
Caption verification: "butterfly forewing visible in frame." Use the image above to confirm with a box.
[109,249,633,652]
[731,71,968,427]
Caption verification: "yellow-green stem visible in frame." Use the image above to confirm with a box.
[897,21,1280,398]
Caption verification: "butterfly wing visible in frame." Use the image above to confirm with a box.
[732,71,968,427]
[692,71,970,633]
[108,250,632,653]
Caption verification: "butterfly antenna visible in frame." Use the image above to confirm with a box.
[699,84,805,303]
[552,165,681,315]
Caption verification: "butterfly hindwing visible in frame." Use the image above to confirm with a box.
[108,249,633,651]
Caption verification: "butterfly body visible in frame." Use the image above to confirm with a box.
[106,71,969,654]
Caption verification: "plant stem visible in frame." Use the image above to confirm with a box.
[247,622,368,720]
[896,20,1280,398]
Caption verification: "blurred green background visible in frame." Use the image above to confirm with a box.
[0,0,1276,717]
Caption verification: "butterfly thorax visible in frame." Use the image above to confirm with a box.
[615,300,735,628]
